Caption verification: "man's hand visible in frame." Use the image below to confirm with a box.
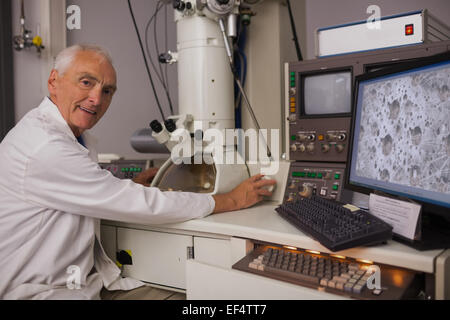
[212,174,277,214]
[132,167,159,187]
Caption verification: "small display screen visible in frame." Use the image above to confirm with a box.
[303,72,352,115]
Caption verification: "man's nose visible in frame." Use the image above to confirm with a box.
[88,86,102,105]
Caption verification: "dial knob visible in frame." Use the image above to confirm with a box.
[336,144,345,153]
[290,144,297,152]
[337,133,347,141]
[299,184,313,198]
[298,144,306,152]
[321,144,330,153]
[306,143,315,153]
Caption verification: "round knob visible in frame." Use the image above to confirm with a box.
[337,133,347,141]
[321,144,330,153]
[289,87,297,95]
[299,184,313,198]
[297,134,308,141]
[336,144,345,153]
[298,144,306,152]
[307,134,316,141]
[306,143,315,153]
[290,144,297,152]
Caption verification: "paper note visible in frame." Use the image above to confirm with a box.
[369,193,421,240]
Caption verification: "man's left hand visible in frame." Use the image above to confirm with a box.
[132,167,159,187]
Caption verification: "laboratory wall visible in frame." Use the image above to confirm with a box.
[10,0,450,160]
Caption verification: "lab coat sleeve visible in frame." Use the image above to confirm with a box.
[23,138,216,224]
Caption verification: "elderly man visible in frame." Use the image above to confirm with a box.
[0,44,275,300]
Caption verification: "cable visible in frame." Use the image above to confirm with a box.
[286,0,303,61]
[218,18,272,159]
[127,0,166,121]
[144,1,174,115]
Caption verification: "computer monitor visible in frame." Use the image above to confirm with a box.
[301,69,352,116]
[347,52,450,217]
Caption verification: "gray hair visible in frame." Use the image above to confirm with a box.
[54,44,114,75]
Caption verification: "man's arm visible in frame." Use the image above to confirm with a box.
[212,174,276,213]
[133,169,276,214]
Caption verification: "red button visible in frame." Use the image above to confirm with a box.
[405,24,414,36]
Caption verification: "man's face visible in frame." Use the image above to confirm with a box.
[48,51,117,137]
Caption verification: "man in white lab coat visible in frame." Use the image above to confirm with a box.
[0,44,276,300]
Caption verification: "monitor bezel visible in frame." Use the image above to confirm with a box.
[345,51,450,217]
[299,67,353,118]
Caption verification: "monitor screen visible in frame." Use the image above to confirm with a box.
[348,55,450,209]
[303,71,352,115]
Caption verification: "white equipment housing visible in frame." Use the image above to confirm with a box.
[151,1,249,195]
[316,9,450,57]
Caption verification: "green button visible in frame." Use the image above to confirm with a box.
[290,72,295,76]
[317,173,323,179]
[335,174,341,179]
[291,135,296,141]
[311,173,316,178]
[333,185,339,190]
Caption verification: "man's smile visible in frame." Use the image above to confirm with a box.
[78,106,97,115]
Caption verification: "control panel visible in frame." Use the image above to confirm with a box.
[99,160,151,180]
[288,117,351,162]
[283,162,346,202]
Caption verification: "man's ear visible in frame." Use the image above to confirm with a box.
[48,69,59,96]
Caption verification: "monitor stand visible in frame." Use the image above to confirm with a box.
[393,212,450,251]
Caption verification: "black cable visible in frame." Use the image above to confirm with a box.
[286,0,303,61]
[164,3,170,98]
[153,2,174,115]
[144,1,174,115]
[127,0,166,121]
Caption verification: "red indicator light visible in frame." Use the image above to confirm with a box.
[405,24,414,36]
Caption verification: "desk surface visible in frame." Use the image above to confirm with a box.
[104,201,444,273]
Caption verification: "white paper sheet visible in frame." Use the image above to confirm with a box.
[369,193,421,240]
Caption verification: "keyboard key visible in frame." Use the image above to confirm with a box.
[265,265,319,284]
[327,280,336,288]
[320,278,328,287]
[332,276,348,283]
[353,284,364,294]
[344,283,354,292]
[335,282,345,291]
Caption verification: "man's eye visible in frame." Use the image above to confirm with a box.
[81,80,92,86]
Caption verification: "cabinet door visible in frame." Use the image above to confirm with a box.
[100,225,117,262]
[117,228,193,289]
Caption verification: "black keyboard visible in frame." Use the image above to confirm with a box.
[276,196,393,251]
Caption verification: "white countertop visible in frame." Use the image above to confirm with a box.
[103,201,444,273]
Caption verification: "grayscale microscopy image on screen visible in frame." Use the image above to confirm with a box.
[355,65,450,195]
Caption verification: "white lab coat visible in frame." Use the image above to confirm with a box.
[0,97,215,299]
